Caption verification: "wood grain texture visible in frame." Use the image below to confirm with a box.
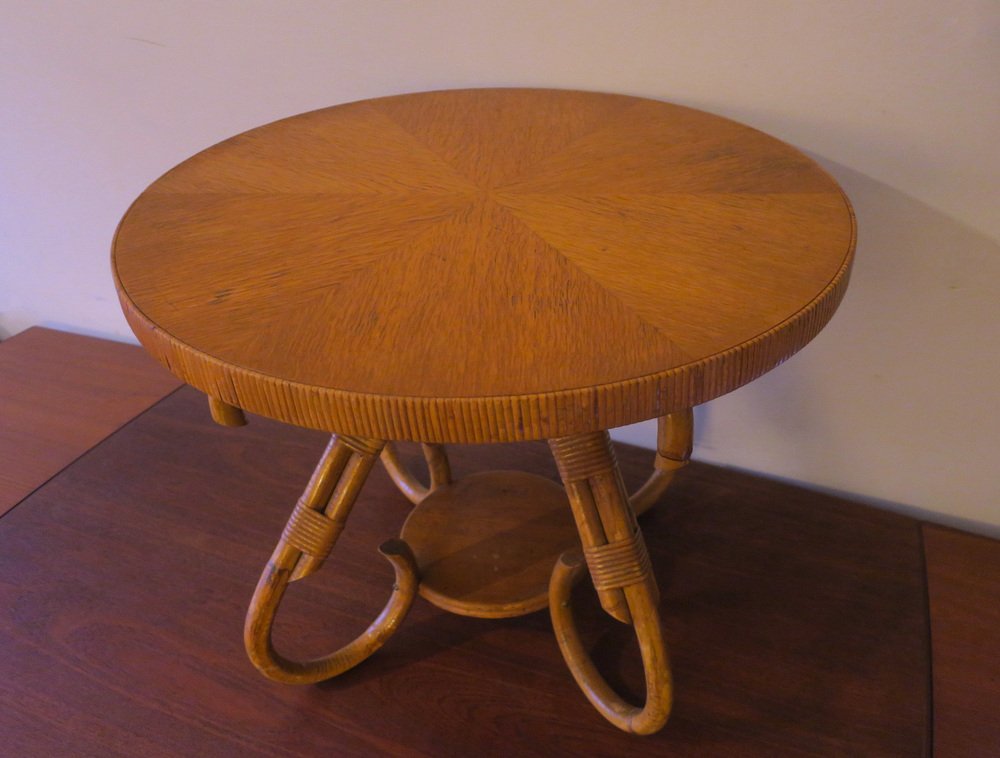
[0,327,180,515]
[400,470,578,618]
[924,525,1000,757]
[112,88,855,443]
[0,386,927,756]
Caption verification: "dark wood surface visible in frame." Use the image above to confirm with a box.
[924,526,1000,757]
[0,386,930,756]
[0,327,180,515]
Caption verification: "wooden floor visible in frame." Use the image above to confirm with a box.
[0,329,997,757]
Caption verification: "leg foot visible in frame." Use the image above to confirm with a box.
[244,434,418,684]
[549,431,672,735]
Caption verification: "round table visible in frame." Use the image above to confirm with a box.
[112,88,855,735]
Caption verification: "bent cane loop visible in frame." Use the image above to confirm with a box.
[380,442,451,504]
[630,409,694,516]
[549,431,673,735]
[245,434,418,685]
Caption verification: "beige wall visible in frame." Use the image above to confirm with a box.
[2,1,997,532]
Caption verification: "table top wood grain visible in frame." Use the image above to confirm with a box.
[113,88,855,442]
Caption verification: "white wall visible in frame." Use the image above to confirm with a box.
[2,1,997,533]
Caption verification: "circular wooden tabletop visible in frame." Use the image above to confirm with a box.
[113,88,855,443]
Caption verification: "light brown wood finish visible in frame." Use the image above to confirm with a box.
[0,326,181,515]
[380,442,452,504]
[207,395,247,427]
[113,88,855,444]
[111,89,855,735]
[549,431,671,735]
[400,470,578,618]
[383,414,692,514]
[631,410,694,516]
[244,434,418,684]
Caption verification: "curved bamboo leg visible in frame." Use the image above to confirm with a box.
[549,431,672,735]
[630,409,694,516]
[244,434,419,684]
[380,442,451,505]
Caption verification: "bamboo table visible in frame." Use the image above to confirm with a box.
[112,88,855,735]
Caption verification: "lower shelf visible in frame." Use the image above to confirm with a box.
[400,470,579,618]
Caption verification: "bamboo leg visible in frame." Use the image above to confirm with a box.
[549,431,672,735]
[244,434,418,684]
[380,442,451,505]
[630,409,693,516]
[207,395,247,427]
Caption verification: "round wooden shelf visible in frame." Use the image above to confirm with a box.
[400,471,578,618]
[113,88,855,443]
